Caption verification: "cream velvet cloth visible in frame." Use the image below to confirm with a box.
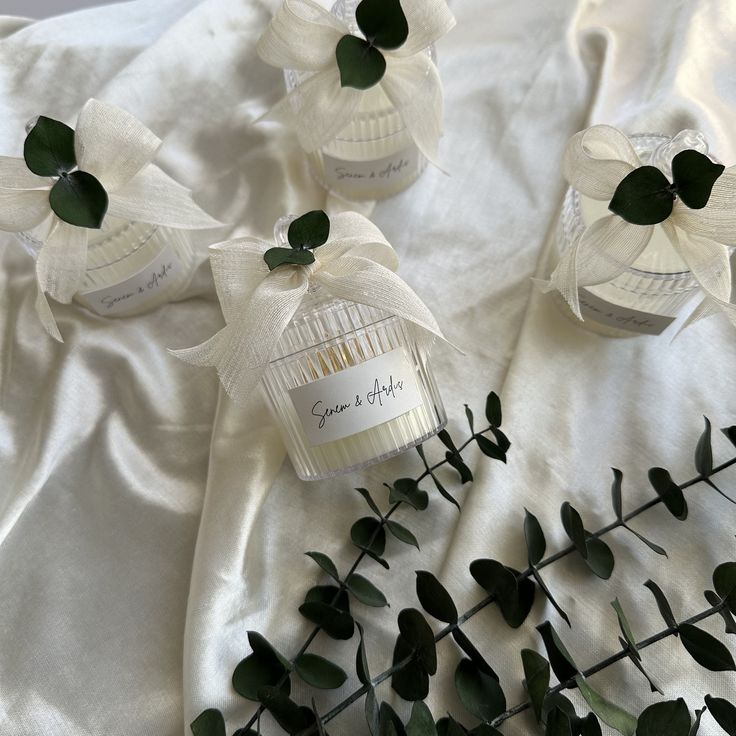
[1,1,735,735]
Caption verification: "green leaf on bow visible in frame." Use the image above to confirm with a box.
[648,467,688,520]
[671,150,724,209]
[49,170,108,229]
[575,675,637,736]
[264,247,315,271]
[389,478,429,510]
[455,658,506,723]
[679,622,736,671]
[24,115,77,176]
[346,573,388,607]
[356,0,408,49]
[636,698,691,736]
[521,648,550,723]
[714,562,736,613]
[190,709,226,736]
[287,209,330,249]
[416,570,458,623]
[294,652,348,689]
[336,35,387,90]
[406,701,437,736]
[609,165,674,225]
[704,695,736,735]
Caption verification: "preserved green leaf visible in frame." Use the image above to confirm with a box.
[714,562,736,613]
[287,209,330,249]
[355,487,382,517]
[389,478,429,511]
[644,579,678,628]
[537,621,577,682]
[485,392,502,427]
[575,675,637,736]
[191,709,226,736]
[336,35,386,89]
[521,648,550,723]
[671,150,724,209]
[416,570,458,623]
[305,551,340,582]
[346,573,388,607]
[648,468,688,520]
[695,417,713,476]
[386,520,420,549]
[455,658,506,723]
[524,508,546,565]
[355,0,408,49]
[704,695,736,735]
[49,170,108,228]
[452,628,499,680]
[356,622,371,686]
[294,653,347,689]
[406,700,437,736]
[679,623,736,671]
[609,166,674,225]
[560,502,588,558]
[636,698,691,736]
[24,115,76,176]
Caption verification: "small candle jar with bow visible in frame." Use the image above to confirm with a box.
[174,210,449,481]
[544,126,736,338]
[0,99,222,340]
[257,0,455,202]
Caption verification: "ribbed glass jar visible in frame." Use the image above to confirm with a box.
[555,133,704,338]
[284,0,430,201]
[259,216,446,481]
[18,216,196,317]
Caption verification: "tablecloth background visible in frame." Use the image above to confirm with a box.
[1,0,735,734]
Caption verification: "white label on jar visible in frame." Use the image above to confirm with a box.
[578,288,676,335]
[77,242,186,316]
[322,145,420,195]
[288,347,423,446]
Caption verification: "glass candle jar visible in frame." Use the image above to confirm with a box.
[555,133,706,338]
[18,216,197,317]
[284,0,431,202]
[259,218,447,481]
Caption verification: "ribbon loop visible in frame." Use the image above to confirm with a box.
[173,211,451,406]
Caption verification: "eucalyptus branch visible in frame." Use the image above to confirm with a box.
[236,423,498,735]
[309,454,736,732]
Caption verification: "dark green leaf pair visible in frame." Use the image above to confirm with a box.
[469,558,535,628]
[648,468,688,520]
[389,478,429,510]
[560,502,615,579]
[232,631,292,701]
[336,0,408,89]
[24,116,108,228]
[455,658,506,723]
[264,210,330,271]
[299,584,355,640]
[438,430,474,486]
[611,469,667,557]
[609,150,724,226]
[258,687,319,734]
[391,608,437,701]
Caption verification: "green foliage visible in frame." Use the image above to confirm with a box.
[389,478,429,510]
[346,573,388,607]
[537,621,578,682]
[648,468,688,520]
[521,648,550,723]
[232,632,291,701]
[190,709,226,736]
[287,210,330,249]
[575,675,637,736]
[24,115,76,176]
[416,570,458,624]
[635,699,691,736]
[678,623,736,672]
[294,653,347,689]
[705,694,736,735]
[392,609,437,701]
[455,658,506,722]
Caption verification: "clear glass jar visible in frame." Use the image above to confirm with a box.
[284,0,431,202]
[555,133,706,338]
[259,218,447,481]
[18,216,197,317]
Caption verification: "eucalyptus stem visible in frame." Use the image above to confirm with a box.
[309,455,736,732]
[238,425,496,734]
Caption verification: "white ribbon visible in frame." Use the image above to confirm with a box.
[0,99,222,340]
[544,125,736,329]
[256,0,455,164]
[172,211,450,406]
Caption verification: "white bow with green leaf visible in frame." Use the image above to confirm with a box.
[0,99,222,340]
[256,0,455,164]
[544,125,736,331]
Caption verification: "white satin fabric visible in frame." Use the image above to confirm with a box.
[1,2,735,736]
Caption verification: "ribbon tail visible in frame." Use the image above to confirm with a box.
[34,286,63,342]
[36,220,88,304]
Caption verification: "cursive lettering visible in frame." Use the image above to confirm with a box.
[312,400,353,429]
[366,374,404,407]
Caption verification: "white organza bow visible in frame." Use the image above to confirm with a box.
[546,125,736,330]
[172,211,448,405]
[256,0,455,163]
[0,99,222,340]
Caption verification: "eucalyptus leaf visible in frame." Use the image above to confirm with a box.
[695,416,714,477]
[398,608,437,674]
[542,693,578,721]
[336,35,386,90]
[644,579,678,628]
[257,687,315,735]
[455,658,506,723]
[232,652,290,701]
[476,434,506,463]
[648,468,688,520]
[49,170,108,229]
[346,573,388,607]
[312,698,327,736]
[537,621,578,682]
[704,695,736,735]
[294,653,348,689]
[298,600,355,640]
[560,502,588,559]
[304,584,350,613]
[452,628,499,681]
[444,450,474,484]
[470,725,504,736]
[722,425,736,448]
[287,209,330,249]
[521,648,550,723]
[389,478,429,511]
[406,701,437,736]
[391,631,429,701]
[636,698,691,736]
[609,166,674,226]
[584,537,615,580]
[464,405,475,432]
[366,687,381,736]
[468,559,535,628]
[704,589,736,635]
[355,487,383,517]
[546,707,573,736]
[524,508,547,566]
[581,713,603,736]
[351,517,387,559]
[355,0,409,49]
[611,468,624,520]
[305,551,340,582]
[714,562,736,613]
[249,631,292,671]
[485,391,502,427]
[264,247,316,271]
[619,638,663,694]
[671,150,724,209]
[380,702,408,736]
[575,675,637,736]
[430,471,460,507]
[491,427,511,452]
[386,520,420,549]
[191,708,226,736]
[356,622,371,686]
[24,115,76,176]
[611,598,640,658]
[416,570,458,623]
[436,716,467,736]
[679,623,736,671]
[532,568,571,627]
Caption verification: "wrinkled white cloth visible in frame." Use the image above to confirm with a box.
[1,2,735,736]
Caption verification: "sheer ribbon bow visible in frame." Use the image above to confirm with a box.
[172,212,449,406]
[545,125,736,330]
[0,99,221,340]
[256,0,455,163]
